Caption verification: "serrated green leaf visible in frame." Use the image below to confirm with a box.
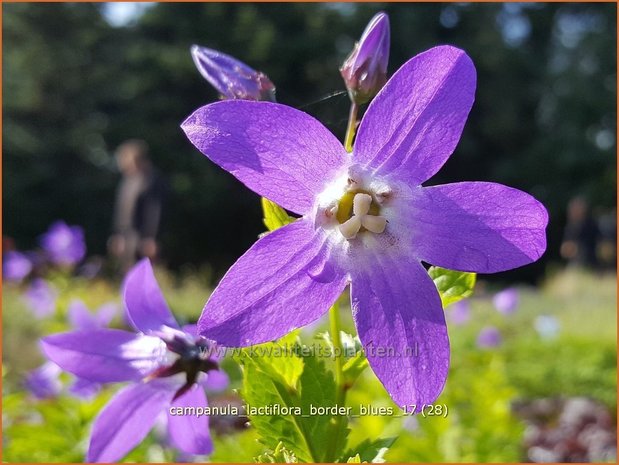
[254,441,299,463]
[341,437,398,463]
[262,197,294,232]
[428,266,476,307]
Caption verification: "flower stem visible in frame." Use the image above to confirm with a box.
[344,102,359,153]
[325,301,347,462]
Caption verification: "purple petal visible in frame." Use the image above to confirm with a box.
[409,182,548,273]
[350,258,449,407]
[69,377,102,399]
[123,259,180,334]
[88,380,175,462]
[67,299,98,330]
[181,100,348,215]
[3,251,32,282]
[354,46,476,185]
[42,329,166,382]
[24,362,62,399]
[201,370,229,393]
[493,288,520,315]
[167,385,213,455]
[199,219,348,346]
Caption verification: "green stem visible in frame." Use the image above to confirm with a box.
[324,301,347,462]
[344,102,359,153]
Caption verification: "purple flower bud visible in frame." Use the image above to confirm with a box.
[3,251,32,282]
[340,12,390,104]
[39,221,86,266]
[476,326,502,349]
[191,45,276,102]
[493,288,520,315]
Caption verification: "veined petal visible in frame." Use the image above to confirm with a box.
[198,219,348,346]
[41,329,166,382]
[123,259,180,334]
[87,380,174,462]
[167,385,213,455]
[181,100,348,215]
[351,258,449,407]
[410,182,548,273]
[354,46,476,185]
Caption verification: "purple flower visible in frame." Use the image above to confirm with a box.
[340,12,390,104]
[3,251,32,282]
[23,278,58,318]
[24,361,62,399]
[42,259,226,461]
[181,46,547,407]
[39,221,86,266]
[477,326,503,349]
[191,45,275,101]
[67,299,118,330]
[493,288,520,315]
[448,299,471,326]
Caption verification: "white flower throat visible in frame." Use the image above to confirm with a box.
[317,170,389,241]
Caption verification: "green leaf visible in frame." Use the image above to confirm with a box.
[238,337,348,463]
[262,197,294,232]
[428,266,476,307]
[341,437,398,463]
[255,441,299,463]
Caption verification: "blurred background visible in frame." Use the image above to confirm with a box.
[4,1,616,282]
[2,2,617,463]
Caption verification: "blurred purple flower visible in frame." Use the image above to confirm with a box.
[39,221,86,266]
[534,315,561,340]
[182,46,547,407]
[340,12,390,104]
[23,278,58,318]
[477,326,503,349]
[191,45,275,101]
[42,259,226,462]
[493,288,520,315]
[24,361,62,399]
[67,299,118,330]
[447,299,471,326]
[3,251,33,282]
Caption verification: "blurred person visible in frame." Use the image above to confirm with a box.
[596,207,616,270]
[560,196,599,268]
[108,139,166,272]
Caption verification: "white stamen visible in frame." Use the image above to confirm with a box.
[361,215,387,234]
[339,216,362,239]
[338,193,387,240]
[353,193,372,216]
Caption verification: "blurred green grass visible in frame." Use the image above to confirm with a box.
[2,267,616,462]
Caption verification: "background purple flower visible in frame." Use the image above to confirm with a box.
[24,361,62,399]
[493,288,520,315]
[23,278,58,318]
[191,45,275,101]
[447,299,471,326]
[42,259,222,462]
[3,251,32,282]
[67,299,118,330]
[477,326,503,349]
[39,221,86,266]
[182,45,547,408]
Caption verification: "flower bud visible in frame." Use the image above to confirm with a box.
[191,45,276,102]
[340,12,390,104]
